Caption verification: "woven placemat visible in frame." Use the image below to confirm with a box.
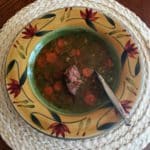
[0,0,150,149]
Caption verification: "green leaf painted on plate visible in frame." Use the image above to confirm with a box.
[7,60,16,75]
[19,67,27,86]
[127,86,136,96]
[40,13,56,19]
[121,50,127,67]
[67,8,72,18]
[85,118,91,128]
[135,57,140,76]
[126,77,136,88]
[76,120,84,135]
[60,15,65,22]
[31,113,43,128]
[97,122,116,130]
[116,34,131,38]
[17,104,35,108]
[108,29,126,35]
[85,19,97,31]
[13,100,29,104]
[18,44,24,51]
[18,51,26,59]
[35,31,51,36]
[51,111,62,122]
[104,15,115,27]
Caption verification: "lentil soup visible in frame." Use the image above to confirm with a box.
[30,27,121,115]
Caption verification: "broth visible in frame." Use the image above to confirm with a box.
[33,29,120,114]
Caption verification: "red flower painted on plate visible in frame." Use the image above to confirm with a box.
[48,122,70,137]
[124,40,138,58]
[7,79,21,98]
[22,23,38,39]
[82,67,93,78]
[115,100,132,114]
[13,44,17,48]
[84,91,96,106]
[80,8,98,21]
[121,100,132,113]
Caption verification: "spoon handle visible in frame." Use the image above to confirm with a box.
[95,71,130,126]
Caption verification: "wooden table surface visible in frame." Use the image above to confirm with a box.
[0,0,150,149]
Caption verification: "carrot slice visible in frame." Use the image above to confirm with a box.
[84,91,96,106]
[82,67,93,78]
[37,56,46,68]
[46,52,58,63]
[70,49,81,57]
[53,81,63,92]
[57,38,65,49]
[43,86,53,96]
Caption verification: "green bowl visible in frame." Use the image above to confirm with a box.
[27,26,121,115]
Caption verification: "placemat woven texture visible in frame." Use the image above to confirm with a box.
[0,0,150,149]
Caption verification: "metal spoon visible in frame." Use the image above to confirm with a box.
[94,70,130,126]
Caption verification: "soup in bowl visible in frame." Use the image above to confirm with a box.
[28,27,121,115]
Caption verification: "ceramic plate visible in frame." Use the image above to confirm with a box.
[5,7,141,139]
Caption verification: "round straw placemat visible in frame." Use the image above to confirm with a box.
[0,0,150,149]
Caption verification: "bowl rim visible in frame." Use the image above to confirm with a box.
[27,26,121,116]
